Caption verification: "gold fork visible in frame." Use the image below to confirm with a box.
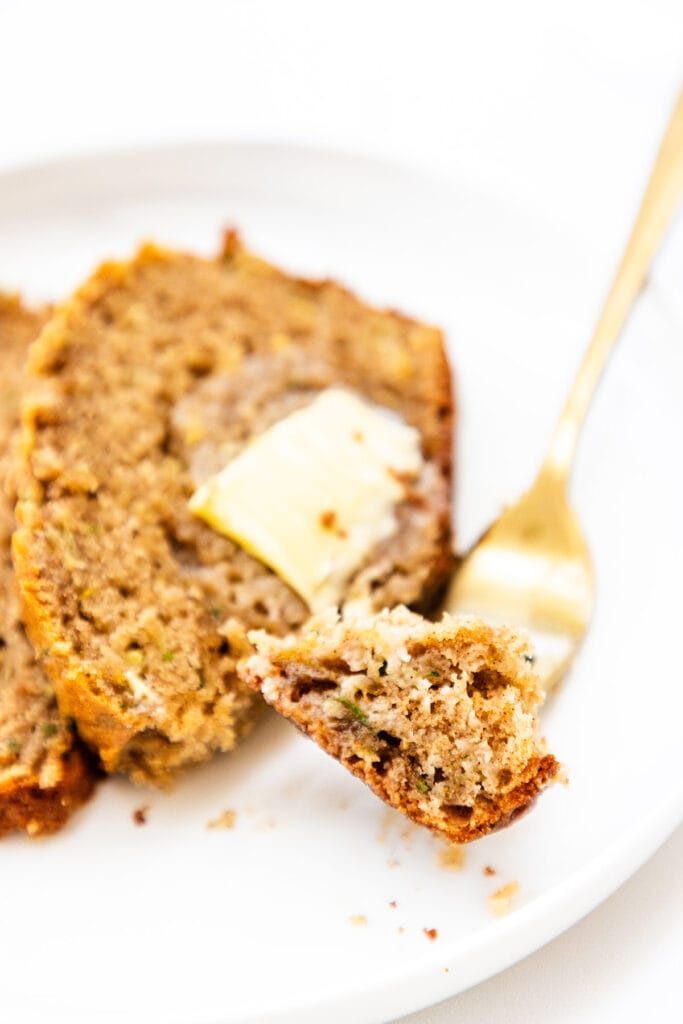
[444,89,683,690]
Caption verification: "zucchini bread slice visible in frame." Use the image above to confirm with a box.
[13,234,453,784]
[240,606,560,844]
[0,296,97,836]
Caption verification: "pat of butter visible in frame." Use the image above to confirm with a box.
[189,387,423,612]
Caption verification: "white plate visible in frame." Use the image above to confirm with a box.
[0,143,681,1024]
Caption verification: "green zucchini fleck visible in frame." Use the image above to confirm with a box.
[333,695,369,726]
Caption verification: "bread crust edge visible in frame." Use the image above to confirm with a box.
[0,743,99,838]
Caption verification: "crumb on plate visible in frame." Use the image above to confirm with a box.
[436,844,465,871]
[208,810,237,829]
[133,806,149,826]
[488,881,520,916]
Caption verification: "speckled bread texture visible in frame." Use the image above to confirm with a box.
[240,606,560,844]
[13,234,454,785]
[0,296,98,836]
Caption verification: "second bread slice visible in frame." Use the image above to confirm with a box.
[0,295,98,836]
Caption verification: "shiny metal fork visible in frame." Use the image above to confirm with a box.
[444,89,683,690]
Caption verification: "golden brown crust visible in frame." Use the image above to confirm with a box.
[0,296,99,835]
[285,715,558,844]
[13,237,454,784]
[9,535,142,762]
[0,744,99,838]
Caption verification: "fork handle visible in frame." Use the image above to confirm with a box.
[543,88,683,481]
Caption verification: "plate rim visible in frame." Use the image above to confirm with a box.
[0,138,681,1024]
[241,794,682,1024]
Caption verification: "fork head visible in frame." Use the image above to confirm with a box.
[443,469,593,691]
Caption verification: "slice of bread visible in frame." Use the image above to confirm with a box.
[0,296,98,836]
[13,234,454,785]
[240,606,560,843]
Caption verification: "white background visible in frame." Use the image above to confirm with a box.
[1,2,681,1021]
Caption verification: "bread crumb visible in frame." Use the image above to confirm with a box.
[133,806,148,826]
[423,927,438,941]
[386,858,400,869]
[483,865,496,877]
[389,900,397,909]
[208,810,237,830]
[398,926,405,934]
[436,844,465,872]
[488,881,520,916]
[350,914,367,926]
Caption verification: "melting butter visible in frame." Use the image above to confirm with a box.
[189,387,422,611]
